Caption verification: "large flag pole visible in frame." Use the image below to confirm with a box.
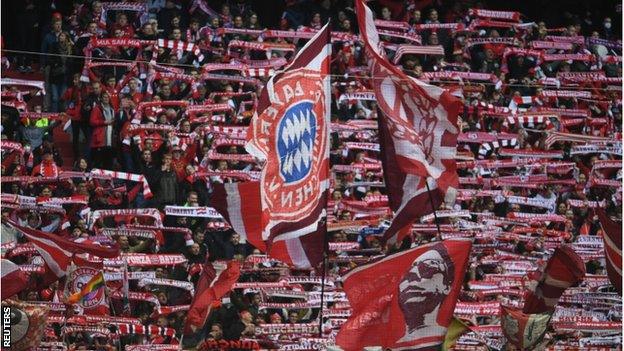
[318,227,328,337]
[318,19,332,338]
[425,180,442,240]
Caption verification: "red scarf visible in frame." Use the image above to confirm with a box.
[32,160,59,177]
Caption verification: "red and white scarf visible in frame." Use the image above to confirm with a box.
[164,206,223,219]
[90,169,153,199]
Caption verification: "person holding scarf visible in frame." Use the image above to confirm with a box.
[31,149,60,177]
[89,91,116,169]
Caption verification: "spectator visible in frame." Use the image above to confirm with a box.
[89,91,116,169]
[15,0,40,73]
[46,32,74,113]
[63,74,88,160]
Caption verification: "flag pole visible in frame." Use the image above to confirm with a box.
[318,19,332,338]
[103,277,123,351]
[318,225,328,337]
[61,259,76,349]
[425,179,442,240]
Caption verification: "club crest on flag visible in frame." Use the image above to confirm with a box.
[255,70,328,223]
[277,101,316,183]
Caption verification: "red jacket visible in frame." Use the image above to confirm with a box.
[90,104,115,148]
[32,160,59,177]
[62,85,87,121]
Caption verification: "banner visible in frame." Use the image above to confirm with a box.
[336,239,471,350]
[356,0,461,245]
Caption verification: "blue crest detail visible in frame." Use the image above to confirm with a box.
[276,101,317,183]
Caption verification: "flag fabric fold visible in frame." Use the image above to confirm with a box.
[355,0,462,245]
[183,260,240,334]
[1,259,30,300]
[501,306,551,350]
[7,221,120,279]
[522,244,586,314]
[596,208,622,294]
[209,182,325,268]
[335,239,471,350]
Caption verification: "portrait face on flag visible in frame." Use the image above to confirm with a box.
[397,244,455,342]
[336,239,471,350]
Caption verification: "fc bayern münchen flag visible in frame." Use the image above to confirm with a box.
[356,0,462,245]
[245,23,331,253]
[210,23,331,269]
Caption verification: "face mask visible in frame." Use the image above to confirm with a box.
[604,22,612,29]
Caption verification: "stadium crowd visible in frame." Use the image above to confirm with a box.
[0,0,622,350]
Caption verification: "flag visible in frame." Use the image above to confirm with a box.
[335,239,471,350]
[442,317,469,351]
[245,21,331,247]
[596,208,622,294]
[501,306,551,350]
[1,299,49,351]
[522,245,586,314]
[210,23,331,269]
[67,272,105,304]
[1,259,30,300]
[5,221,119,293]
[210,181,266,252]
[8,222,120,277]
[210,182,325,268]
[355,0,462,245]
[10,223,72,278]
[67,267,110,315]
[184,257,217,334]
[183,260,240,334]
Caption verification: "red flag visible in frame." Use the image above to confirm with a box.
[246,22,331,248]
[184,260,240,334]
[1,259,29,300]
[522,245,586,314]
[210,24,331,269]
[355,0,462,245]
[336,239,471,350]
[210,182,324,268]
[501,306,551,350]
[596,208,622,294]
[7,221,119,278]
[210,181,266,252]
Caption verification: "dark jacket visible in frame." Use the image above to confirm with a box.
[153,168,179,206]
[81,92,101,123]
